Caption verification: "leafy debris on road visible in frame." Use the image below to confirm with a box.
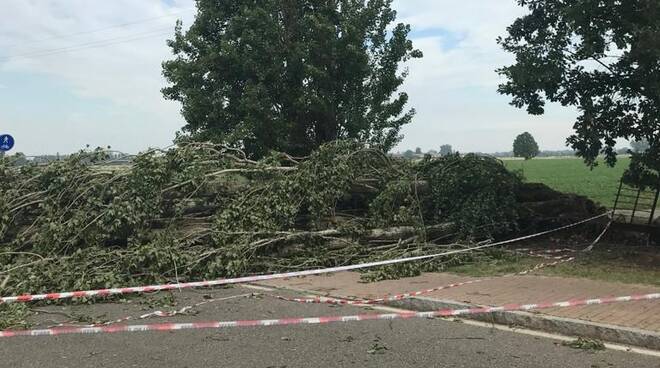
[562,337,606,351]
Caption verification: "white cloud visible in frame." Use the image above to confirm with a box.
[0,0,582,155]
[0,0,195,154]
[2,0,195,108]
[391,0,579,153]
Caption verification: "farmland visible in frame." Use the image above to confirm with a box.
[503,157,631,208]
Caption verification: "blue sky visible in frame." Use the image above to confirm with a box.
[409,28,466,51]
[0,0,583,155]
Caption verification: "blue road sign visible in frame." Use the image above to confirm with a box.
[0,134,15,152]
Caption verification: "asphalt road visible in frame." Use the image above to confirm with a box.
[0,287,658,368]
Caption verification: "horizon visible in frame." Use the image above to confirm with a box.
[0,1,628,156]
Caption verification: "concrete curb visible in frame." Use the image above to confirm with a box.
[386,296,660,351]
[251,282,660,350]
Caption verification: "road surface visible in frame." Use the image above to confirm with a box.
[1,286,658,368]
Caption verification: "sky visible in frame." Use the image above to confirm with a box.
[0,0,584,156]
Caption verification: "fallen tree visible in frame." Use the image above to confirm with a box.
[0,141,604,295]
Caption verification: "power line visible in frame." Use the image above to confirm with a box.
[3,8,194,49]
[3,27,173,59]
[0,28,174,62]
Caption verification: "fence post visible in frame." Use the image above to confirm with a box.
[613,179,623,214]
[630,188,642,224]
[649,186,660,226]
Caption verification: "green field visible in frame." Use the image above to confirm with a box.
[503,157,630,208]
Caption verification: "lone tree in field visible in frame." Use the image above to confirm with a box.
[162,0,422,158]
[513,132,539,160]
[497,0,660,186]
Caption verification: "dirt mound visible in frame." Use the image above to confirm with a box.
[516,183,607,232]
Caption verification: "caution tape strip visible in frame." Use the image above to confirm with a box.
[0,212,610,305]
[1,292,657,338]
[273,280,485,305]
[515,257,575,275]
[88,252,577,323]
[274,255,577,305]
[510,248,576,260]
[45,293,258,329]
[528,253,574,261]
[515,248,577,254]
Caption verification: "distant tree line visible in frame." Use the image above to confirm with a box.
[397,144,453,159]
[395,137,643,160]
[3,149,129,166]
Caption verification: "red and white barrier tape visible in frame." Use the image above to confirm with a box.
[515,257,575,275]
[274,255,576,305]
[515,248,577,254]
[0,212,610,305]
[1,292,657,338]
[96,252,576,322]
[45,293,258,328]
[93,257,575,327]
[273,280,484,305]
[511,248,576,260]
[527,253,573,261]
[75,255,577,324]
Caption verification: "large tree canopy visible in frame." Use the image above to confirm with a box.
[497,0,660,176]
[162,0,422,158]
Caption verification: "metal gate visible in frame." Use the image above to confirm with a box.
[612,180,660,225]
[611,179,660,244]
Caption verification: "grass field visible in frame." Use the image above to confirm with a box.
[503,157,630,207]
